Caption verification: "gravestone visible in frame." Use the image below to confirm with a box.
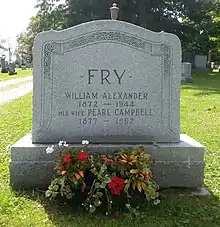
[8,62,17,75]
[195,55,207,69]
[10,4,205,189]
[181,62,192,83]
[32,25,180,144]
[1,56,8,73]
[21,64,27,70]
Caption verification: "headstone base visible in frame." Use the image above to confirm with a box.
[181,77,193,84]
[10,134,205,189]
[1,69,8,73]
[8,72,17,76]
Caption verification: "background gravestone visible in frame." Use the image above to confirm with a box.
[8,62,17,75]
[1,55,8,73]
[10,17,205,190]
[181,62,192,83]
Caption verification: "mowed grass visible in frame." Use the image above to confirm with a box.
[0,72,220,226]
[0,68,32,81]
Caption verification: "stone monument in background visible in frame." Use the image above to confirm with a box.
[1,55,8,73]
[8,62,17,75]
[181,62,192,83]
[10,4,205,190]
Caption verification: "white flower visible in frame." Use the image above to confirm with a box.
[82,140,89,146]
[89,205,92,208]
[46,145,54,154]
[58,140,68,147]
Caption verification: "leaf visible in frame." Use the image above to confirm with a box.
[45,190,52,197]
[95,182,100,188]
[75,173,81,180]
[103,178,111,184]
[52,185,59,191]
[130,169,138,174]
[48,185,53,190]
[89,206,96,213]
[79,171,84,177]
[111,172,116,177]
[132,182,136,190]
[52,192,58,198]
[137,183,142,192]
[96,192,103,197]
[100,182,106,189]
[141,182,147,190]
[61,170,67,175]
[124,183,130,193]
[101,164,107,170]
[125,203,131,209]
[66,193,73,199]
[94,200,102,206]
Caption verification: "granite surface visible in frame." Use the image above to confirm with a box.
[181,62,192,83]
[10,134,205,189]
[32,20,182,143]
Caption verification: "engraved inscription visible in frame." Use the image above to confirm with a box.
[58,90,153,126]
[88,69,126,84]
[39,30,173,136]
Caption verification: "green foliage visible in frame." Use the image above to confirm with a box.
[17,0,220,58]
[45,146,159,215]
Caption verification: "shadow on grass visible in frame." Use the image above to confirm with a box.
[181,72,220,96]
[15,186,220,227]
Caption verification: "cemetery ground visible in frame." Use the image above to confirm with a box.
[0,72,220,227]
[0,68,32,81]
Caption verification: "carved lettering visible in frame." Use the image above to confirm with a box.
[88,108,111,116]
[114,69,126,84]
[58,111,68,116]
[101,69,111,84]
[88,69,98,84]
[88,69,127,84]
[65,92,98,99]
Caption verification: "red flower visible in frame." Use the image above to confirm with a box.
[77,150,88,161]
[100,155,107,160]
[108,177,125,195]
[63,154,72,163]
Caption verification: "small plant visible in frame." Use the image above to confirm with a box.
[45,141,160,215]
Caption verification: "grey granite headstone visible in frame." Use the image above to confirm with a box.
[1,56,8,73]
[10,17,205,190]
[181,62,192,83]
[195,55,207,69]
[8,63,17,75]
[32,20,181,144]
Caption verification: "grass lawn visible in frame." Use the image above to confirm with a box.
[0,68,32,81]
[0,72,220,226]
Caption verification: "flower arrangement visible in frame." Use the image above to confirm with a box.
[45,140,160,215]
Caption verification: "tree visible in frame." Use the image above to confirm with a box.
[17,16,42,63]
[18,0,220,59]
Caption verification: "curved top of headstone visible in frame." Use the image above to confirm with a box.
[32,19,182,144]
[34,20,181,52]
